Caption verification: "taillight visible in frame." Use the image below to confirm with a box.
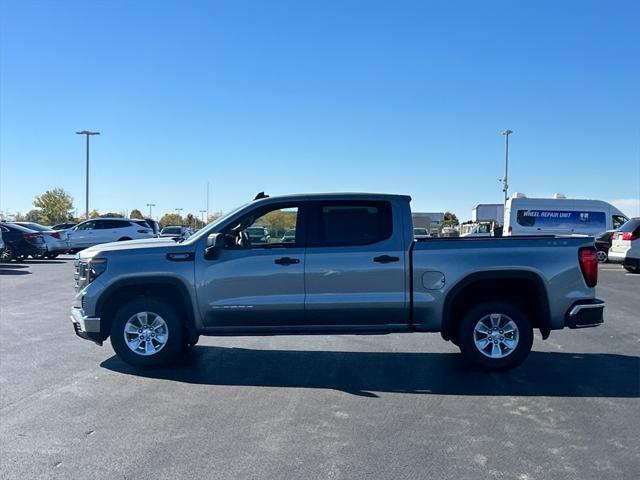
[579,247,598,288]
[508,226,512,233]
[23,233,39,241]
[622,232,639,241]
[50,231,61,239]
[137,229,150,234]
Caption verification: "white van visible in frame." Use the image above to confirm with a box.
[504,194,628,236]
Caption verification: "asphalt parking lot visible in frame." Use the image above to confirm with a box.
[0,257,638,480]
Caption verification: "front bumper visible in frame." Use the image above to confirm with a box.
[70,307,102,345]
[565,299,605,329]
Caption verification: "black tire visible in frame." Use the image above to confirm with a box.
[457,301,533,371]
[1,246,15,263]
[623,265,639,274]
[110,298,184,367]
[117,237,132,242]
[49,253,59,259]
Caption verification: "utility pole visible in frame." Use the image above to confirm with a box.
[206,182,210,221]
[75,130,100,219]
[199,209,206,227]
[502,129,513,203]
[146,203,156,219]
[175,208,183,225]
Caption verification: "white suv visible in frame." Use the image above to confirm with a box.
[608,217,640,273]
[67,218,154,251]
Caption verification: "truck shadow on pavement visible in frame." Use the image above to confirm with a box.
[101,347,640,398]
[0,265,31,275]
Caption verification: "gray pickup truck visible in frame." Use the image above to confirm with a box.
[71,193,604,370]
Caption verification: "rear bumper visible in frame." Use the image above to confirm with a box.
[565,299,605,329]
[24,243,47,255]
[70,307,102,345]
[607,249,627,263]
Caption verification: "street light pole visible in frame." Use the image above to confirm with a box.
[76,130,100,219]
[199,209,206,226]
[502,129,513,203]
[146,203,156,219]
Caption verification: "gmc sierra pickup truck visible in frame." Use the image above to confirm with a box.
[71,193,604,370]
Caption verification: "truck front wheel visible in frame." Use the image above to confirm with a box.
[110,298,184,367]
[457,301,533,371]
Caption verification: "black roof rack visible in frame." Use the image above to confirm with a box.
[253,192,269,200]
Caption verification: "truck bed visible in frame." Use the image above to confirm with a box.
[410,235,596,332]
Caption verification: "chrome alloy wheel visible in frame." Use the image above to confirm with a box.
[596,250,607,263]
[473,313,519,359]
[123,311,169,356]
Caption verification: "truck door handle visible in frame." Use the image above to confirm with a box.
[274,257,300,265]
[373,255,399,264]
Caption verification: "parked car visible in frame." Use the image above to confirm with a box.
[595,230,617,263]
[51,222,77,231]
[71,192,603,371]
[608,218,640,273]
[159,225,191,239]
[460,222,492,237]
[281,229,296,243]
[0,230,4,256]
[13,222,69,258]
[413,227,431,239]
[504,194,628,236]
[245,226,270,244]
[67,218,154,252]
[144,218,160,236]
[0,223,46,262]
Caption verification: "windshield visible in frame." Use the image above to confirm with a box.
[182,202,250,245]
[162,227,182,234]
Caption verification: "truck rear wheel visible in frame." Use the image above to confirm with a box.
[457,301,533,370]
[110,298,184,367]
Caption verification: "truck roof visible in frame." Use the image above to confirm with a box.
[251,192,412,203]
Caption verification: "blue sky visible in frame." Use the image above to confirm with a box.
[1,0,639,221]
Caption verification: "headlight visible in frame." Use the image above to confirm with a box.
[88,258,107,282]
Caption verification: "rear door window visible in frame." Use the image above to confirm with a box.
[310,201,392,247]
[98,220,130,229]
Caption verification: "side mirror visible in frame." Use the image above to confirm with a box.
[205,233,225,260]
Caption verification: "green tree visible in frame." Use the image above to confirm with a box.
[130,209,144,219]
[89,209,100,219]
[442,211,459,227]
[159,213,184,228]
[33,188,74,225]
[258,210,297,237]
[25,209,42,222]
[207,211,223,223]
[185,213,196,228]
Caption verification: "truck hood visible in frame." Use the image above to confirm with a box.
[77,237,177,260]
